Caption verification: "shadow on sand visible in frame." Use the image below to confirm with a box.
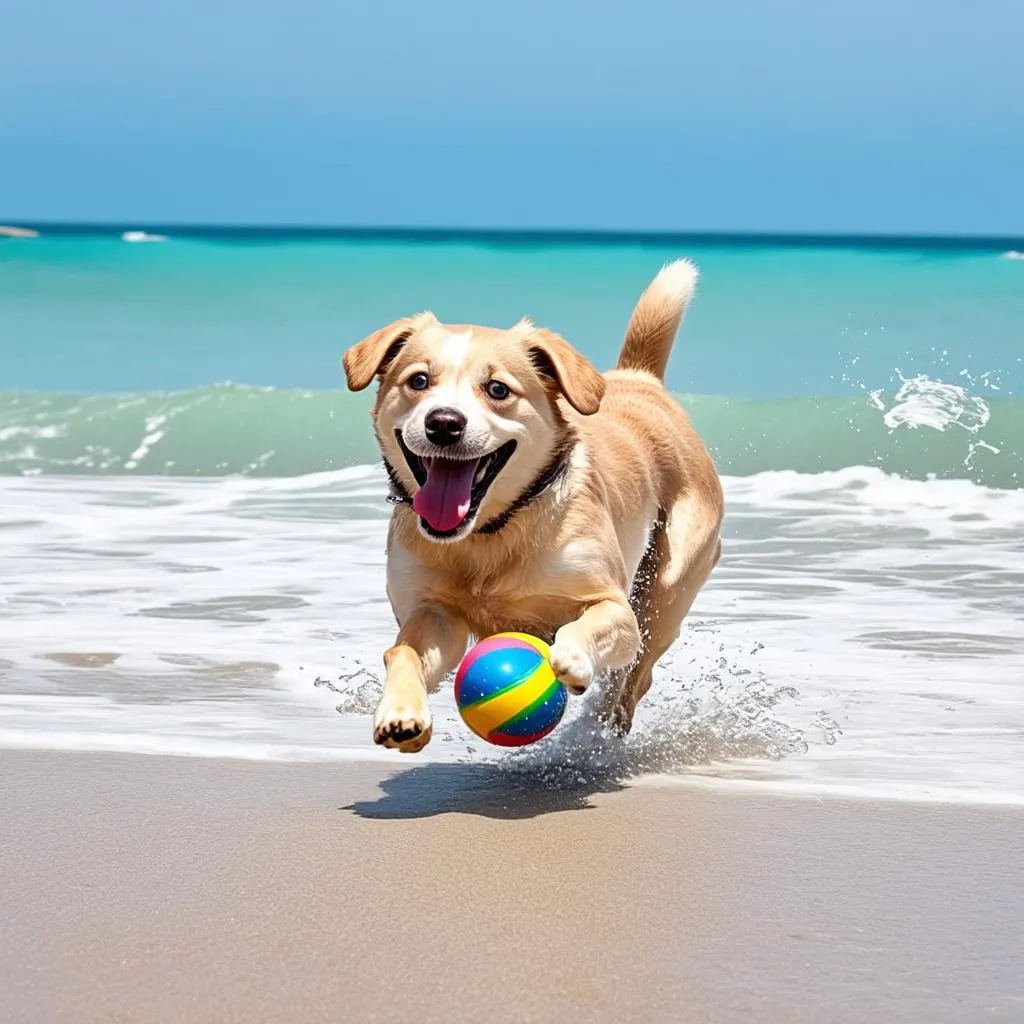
[342,760,628,820]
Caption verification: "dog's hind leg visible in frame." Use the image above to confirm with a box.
[598,495,721,735]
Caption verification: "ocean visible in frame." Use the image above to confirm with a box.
[2,230,1022,802]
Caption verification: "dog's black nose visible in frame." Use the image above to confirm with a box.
[424,407,466,447]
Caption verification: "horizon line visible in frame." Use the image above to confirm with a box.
[3,221,1024,251]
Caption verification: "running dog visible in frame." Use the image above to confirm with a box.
[342,260,723,753]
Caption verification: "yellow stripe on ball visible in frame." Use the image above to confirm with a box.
[492,631,551,658]
[460,661,556,738]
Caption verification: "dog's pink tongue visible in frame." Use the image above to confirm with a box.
[413,458,479,532]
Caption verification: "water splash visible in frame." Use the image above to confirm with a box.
[315,664,382,716]
[494,639,838,788]
[316,632,835,786]
[965,439,1002,468]
[865,371,1005,473]
[879,373,991,433]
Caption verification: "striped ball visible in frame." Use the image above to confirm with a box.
[454,632,568,747]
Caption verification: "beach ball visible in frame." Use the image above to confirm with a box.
[454,632,568,746]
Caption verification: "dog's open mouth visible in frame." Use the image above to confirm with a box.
[395,433,517,537]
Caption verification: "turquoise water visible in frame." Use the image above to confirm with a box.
[3,231,1024,799]
[1,233,1021,485]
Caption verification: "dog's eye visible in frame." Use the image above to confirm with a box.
[485,380,511,400]
[407,372,430,391]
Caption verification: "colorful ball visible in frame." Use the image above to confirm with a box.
[454,632,568,747]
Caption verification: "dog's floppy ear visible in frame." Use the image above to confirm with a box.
[528,329,606,415]
[343,317,416,392]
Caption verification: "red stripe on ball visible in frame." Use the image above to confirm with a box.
[485,722,560,747]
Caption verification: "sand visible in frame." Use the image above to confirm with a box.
[1,752,1021,1023]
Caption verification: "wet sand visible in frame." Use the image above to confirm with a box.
[1,751,1021,1023]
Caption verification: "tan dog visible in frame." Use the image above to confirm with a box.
[343,260,723,753]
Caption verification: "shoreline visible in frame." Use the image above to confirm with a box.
[3,737,1024,808]
[3,750,1021,1023]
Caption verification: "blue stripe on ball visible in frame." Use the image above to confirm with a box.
[496,682,568,737]
[456,646,546,708]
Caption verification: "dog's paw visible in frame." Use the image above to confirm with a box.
[373,692,433,753]
[549,639,594,695]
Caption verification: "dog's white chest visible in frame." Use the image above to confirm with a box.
[618,514,656,586]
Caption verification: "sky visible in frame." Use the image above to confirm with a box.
[1,0,1021,235]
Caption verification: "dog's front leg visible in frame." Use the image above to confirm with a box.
[373,603,469,753]
[549,596,640,695]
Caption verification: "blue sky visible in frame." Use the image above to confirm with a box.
[2,0,1021,234]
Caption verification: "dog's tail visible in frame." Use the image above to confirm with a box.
[615,259,699,381]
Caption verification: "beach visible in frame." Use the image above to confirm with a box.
[2,234,1022,1021]
[4,0,1023,1006]
[3,751,1022,1023]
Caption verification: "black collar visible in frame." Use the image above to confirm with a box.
[382,446,572,537]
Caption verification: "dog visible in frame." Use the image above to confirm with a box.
[342,260,724,753]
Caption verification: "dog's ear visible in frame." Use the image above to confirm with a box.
[343,318,416,391]
[528,329,606,415]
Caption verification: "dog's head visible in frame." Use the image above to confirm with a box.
[343,312,605,542]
